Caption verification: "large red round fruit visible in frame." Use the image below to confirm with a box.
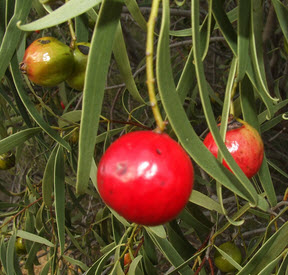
[97,131,194,226]
[203,119,264,178]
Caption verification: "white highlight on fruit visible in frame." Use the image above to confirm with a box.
[229,141,239,153]
[42,52,50,62]
[137,161,157,179]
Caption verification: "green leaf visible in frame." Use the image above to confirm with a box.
[42,145,58,207]
[166,221,196,260]
[124,0,147,31]
[17,0,104,31]
[145,225,166,239]
[272,0,288,43]
[85,244,125,275]
[146,226,192,275]
[0,0,32,81]
[237,0,250,82]
[250,0,278,103]
[16,230,54,247]
[238,221,288,275]
[6,232,16,275]
[0,127,41,155]
[62,255,89,272]
[76,0,123,194]
[127,255,143,275]
[189,190,223,214]
[54,146,65,255]
[75,13,89,43]
[113,23,145,103]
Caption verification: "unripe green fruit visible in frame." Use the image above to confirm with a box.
[20,37,74,87]
[66,42,90,91]
[0,152,15,170]
[214,242,242,273]
[15,238,27,255]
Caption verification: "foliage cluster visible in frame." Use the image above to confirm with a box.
[0,0,288,274]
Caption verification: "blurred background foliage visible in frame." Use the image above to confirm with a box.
[0,0,288,274]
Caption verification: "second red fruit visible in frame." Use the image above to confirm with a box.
[203,119,264,178]
[97,131,194,226]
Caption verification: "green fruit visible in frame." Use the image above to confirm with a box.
[66,42,90,91]
[15,238,27,255]
[20,37,74,87]
[0,152,15,170]
[214,242,242,273]
[69,128,79,145]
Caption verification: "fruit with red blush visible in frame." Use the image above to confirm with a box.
[66,42,90,91]
[97,131,194,226]
[203,118,264,178]
[124,252,132,266]
[20,37,74,87]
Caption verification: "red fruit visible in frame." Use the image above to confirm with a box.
[60,101,65,110]
[20,37,74,87]
[124,253,132,266]
[203,119,264,178]
[97,131,194,226]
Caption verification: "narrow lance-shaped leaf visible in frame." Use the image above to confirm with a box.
[54,146,65,255]
[76,0,123,194]
[113,23,145,103]
[238,221,288,275]
[6,232,17,275]
[212,0,276,119]
[0,0,32,81]
[237,0,251,82]
[271,0,288,43]
[42,145,58,207]
[17,0,103,31]
[0,128,41,155]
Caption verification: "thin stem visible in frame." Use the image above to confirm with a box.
[146,0,166,133]
[66,0,77,47]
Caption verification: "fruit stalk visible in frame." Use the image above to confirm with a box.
[146,0,166,133]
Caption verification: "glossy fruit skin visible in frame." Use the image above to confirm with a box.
[203,119,264,178]
[214,242,242,273]
[97,131,194,226]
[15,238,27,255]
[20,37,74,87]
[124,253,132,266]
[0,152,15,170]
[66,42,90,91]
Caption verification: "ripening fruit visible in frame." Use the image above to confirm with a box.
[124,253,132,266]
[203,119,264,178]
[15,238,27,255]
[0,152,15,170]
[214,242,242,273]
[66,42,90,91]
[20,37,74,87]
[97,131,194,226]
